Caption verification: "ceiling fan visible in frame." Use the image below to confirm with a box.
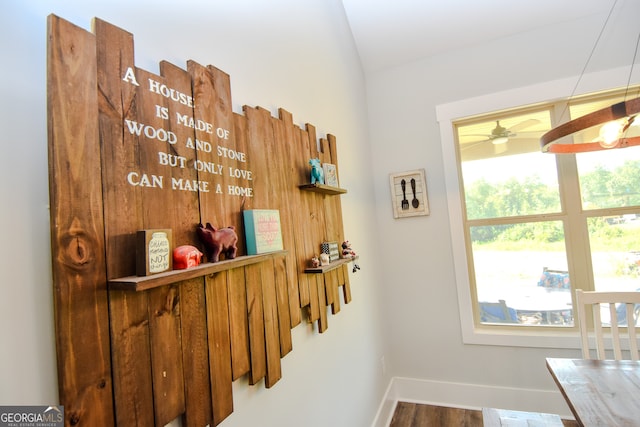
[460,118,543,158]
[475,119,540,145]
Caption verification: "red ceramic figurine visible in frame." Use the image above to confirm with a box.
[173,245,203,270]
[196,222,238,262]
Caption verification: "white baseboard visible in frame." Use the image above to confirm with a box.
[371,377,575,427]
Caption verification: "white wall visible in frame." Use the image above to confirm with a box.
[366,0,640,418]
[0,1,386,426]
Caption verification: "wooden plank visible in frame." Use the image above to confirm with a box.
[47,15,115,426]
[274,256,293,357]
[327,134,352,304]
[298,128,319,317]
[245,263,266,385]
[307,272,320,322]
[342,265,352,304]
[233,112,249,255]
[158,60,212,427]
[228,267,250,380]
[207,65,247,232]
[298,183,347,194]
[306,125,327,253]
[319,137,339,318]
[94,17,140,279]
[147,286,185,426]
[328,269,340,314]
[94,17,155,426]
[292,126,312,309]
[242,106,274,388]
[109,252,287,291]
[188,61,230,229]
[205,272,234,425]
[271,113,301,328]
[108,291,154,426]
[336,261,345,285]
[303,257,357,274]
[323,265,334,307]
[316,276,329,333]
[188,62,246,423]
[325,135,345,244]
[307,125,329,329]
[134,64,186,427]
[261,260,282,388]
[178,279,213,427]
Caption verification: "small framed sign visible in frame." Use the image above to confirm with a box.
[389,169,430,219]
[322,163,339,187]
[243,209,284,255]
[321,241,340,262]
[136,229,173,276]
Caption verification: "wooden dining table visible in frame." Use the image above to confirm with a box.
[546,357,640,427]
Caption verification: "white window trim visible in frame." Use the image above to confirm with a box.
[436,66,634,348]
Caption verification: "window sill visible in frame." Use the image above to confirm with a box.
[463,325,582,349]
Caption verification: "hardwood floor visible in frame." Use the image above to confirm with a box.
[389,402,580,427]
[389,402,481,426]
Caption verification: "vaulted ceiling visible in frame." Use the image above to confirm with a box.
[341,0,616,73]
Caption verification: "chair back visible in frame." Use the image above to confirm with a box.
[575,289,640,360]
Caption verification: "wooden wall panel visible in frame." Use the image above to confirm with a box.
[179,279,213,427]
[278,109,308,320]
[205,272,234,425]
[261,260,283,388]
[94,18,154,426]
[48,15,355,427]
[270,115,298,331]
[228,267,251,380]
[135,65,186,427]
[159,60,213,427]
[245,263,267,385]
[47,15,115,426]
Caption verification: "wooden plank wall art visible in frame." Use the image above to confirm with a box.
[47,15,355,427]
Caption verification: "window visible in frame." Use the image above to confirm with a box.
[454,87,640,333]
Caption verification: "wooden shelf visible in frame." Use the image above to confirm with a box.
[298,183,347,195]
[109,251,287,292]
[304,256,358,274]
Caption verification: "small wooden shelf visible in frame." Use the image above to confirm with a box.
[298,183,347,195]
[109,251,287,292]
[304,256,358,274]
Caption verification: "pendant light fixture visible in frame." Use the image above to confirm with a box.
[540,0,640,154]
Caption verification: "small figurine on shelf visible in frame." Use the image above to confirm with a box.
[196,222,238,262]
[341,240,356,258]
[309,158,325,185]
[319,253,330,266]
[173,245,203,270]
[310,255,321,268]
[342,240,361,273]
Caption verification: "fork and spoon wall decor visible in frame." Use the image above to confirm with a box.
[390,169,430,219]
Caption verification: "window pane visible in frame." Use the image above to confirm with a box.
[587,215,640,292]
[577,146,640,209]
[461,152,561,219]
[457,111,559,220]
[472,222,573,326]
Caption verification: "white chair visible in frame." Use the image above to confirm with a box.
[575,289,640,360]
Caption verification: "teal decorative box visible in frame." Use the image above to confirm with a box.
[243,210,283,255]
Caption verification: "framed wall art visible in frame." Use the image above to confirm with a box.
[389,169,430,219]
[322,163,338,187]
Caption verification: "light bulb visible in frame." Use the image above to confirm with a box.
[491,136,508,145]
[598,120,622,148]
